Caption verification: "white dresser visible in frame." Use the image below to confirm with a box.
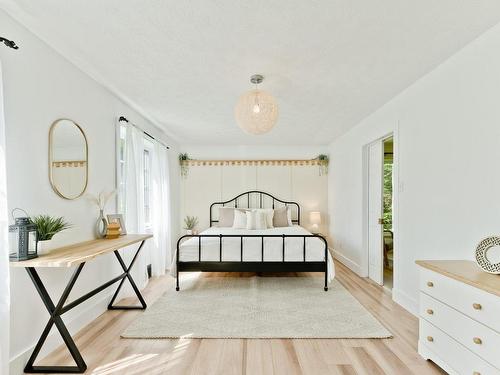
[416,260,500,375]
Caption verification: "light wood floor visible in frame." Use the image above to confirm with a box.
[40,262,444,374]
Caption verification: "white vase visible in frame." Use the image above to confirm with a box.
[186,229,193,235]
[95,209,108,239]
[37,240,53,256]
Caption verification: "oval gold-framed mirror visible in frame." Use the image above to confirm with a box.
[49,119,88,200]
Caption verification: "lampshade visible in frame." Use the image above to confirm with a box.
[235,75,279,135]
[310,211,321,225]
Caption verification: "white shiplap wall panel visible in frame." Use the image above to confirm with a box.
[256,165,292,201]
[182,165,221,230]
[181,164,328,235]
[221,165,257,204]
[292,166,328,235]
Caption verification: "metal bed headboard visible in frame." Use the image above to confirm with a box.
[210,190,301,226]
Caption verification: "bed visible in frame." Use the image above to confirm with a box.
[174,191,334,291]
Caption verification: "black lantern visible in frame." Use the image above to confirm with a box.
[9,209,38,261]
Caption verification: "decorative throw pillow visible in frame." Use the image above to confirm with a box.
[246,210,267,230]
[253,208,274,228]
[218,207,235,227]
[232,209,247,229]
[273,206,291,227]
[287,206,293,226]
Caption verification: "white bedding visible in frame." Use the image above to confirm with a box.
[171,225,335,282]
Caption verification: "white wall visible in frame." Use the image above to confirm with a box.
[0,10,180,373]
[329,22,500,314]
[180,145,329,236]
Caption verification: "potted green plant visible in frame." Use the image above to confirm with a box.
[179,153,191,178]
[184,215,198,235]
[317,154,329,176]
[30,215,71,255]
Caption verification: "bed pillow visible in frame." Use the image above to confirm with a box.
[218,207,235,227]
[253,208,274,228]
[232,209,247,229]
[246,210,267,230]
[273,206,292,227]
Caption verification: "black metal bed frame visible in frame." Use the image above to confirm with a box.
[176,191,329,291]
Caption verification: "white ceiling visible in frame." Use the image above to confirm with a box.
[2,1,500,145]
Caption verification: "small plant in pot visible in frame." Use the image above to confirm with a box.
[30,215,71,255]
[179,153,191,178]
[184,216,198,235]
[317,154,329,176]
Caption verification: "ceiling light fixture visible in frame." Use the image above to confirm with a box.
[235,74,278,135]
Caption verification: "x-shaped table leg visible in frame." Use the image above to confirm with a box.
[24,264,87,373]
[107,240,147,310]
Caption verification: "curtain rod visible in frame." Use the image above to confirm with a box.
[0,37,19,50]
[119,116,170,150]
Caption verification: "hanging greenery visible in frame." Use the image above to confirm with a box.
[179,153,191,178]
[317,154,329,176]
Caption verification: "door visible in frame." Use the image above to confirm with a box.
[368,140,383,285]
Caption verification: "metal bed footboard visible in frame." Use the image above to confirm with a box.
[176,234,329,291]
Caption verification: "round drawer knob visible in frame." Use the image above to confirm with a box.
[473,337,482,345]
[426,336,434,342]
[473,372,481,375]
[426,309,434,315]
[427,281,434,287]
[472,303,482,310]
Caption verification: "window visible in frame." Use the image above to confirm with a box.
[117,124,127,215]
[117,124,154,233]
[143,139,154,232]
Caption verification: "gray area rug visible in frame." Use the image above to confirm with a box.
[122,277,392,339]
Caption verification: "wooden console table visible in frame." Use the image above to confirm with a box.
[10,234,153,374]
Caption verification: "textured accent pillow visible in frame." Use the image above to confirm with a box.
[232,209,247,229]
[218,207,235,227]
[273,207,290,227]
[246,210,267,230]
[253,208,274,228]
[287,206,293,226]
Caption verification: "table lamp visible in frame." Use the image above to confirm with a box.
[309,211,321,234]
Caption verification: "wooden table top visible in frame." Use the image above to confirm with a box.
[416,260,500,297]
[10,234,153,268]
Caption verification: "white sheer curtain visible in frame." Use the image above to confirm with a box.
[151,142,171,275]
[0,63,10,375]
[122,123,148,291]
[118,120,172,288]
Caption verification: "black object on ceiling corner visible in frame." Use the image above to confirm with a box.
[0,37,19,50]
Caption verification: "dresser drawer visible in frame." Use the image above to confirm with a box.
[419,319,500,375]
[420,268,500,332]
[420,292,500,368]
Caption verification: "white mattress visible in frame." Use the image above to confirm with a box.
[172,225,335,282]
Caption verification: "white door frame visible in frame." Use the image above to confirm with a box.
[362,129,399,295]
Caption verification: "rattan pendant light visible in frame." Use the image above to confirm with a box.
[235,75,278,135]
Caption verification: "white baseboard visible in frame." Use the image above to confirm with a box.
[9,291,113,374]
[393,287,418,316]
[332,249,362,275]
[332,249,418,317]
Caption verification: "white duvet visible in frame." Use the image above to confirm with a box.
[171,225,335,282]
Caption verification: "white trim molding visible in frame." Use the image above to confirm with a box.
[332,249,363,276]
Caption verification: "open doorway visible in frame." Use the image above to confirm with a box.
[366,134,395,291]
[382,137,394,290]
